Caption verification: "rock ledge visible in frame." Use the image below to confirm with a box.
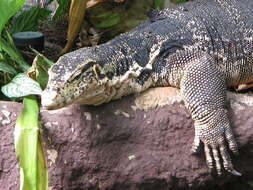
[0,87,253,190]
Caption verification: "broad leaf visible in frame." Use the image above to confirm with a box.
[0,0,25,34]
[28,54,54,89]
[60,0,88,54]
[1,73,42,98]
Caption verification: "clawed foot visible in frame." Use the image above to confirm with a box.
[191,125,242,176]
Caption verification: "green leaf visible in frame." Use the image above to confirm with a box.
[15,95,48,190]
[0,60,18,74]
[53,0,70,20]
[29,53,54,89]
[31,49,54,68]
[0,0,25,34]
[4,28,16,47]
[0,37,29,71]
[91,11,121,28]
[1,73,42,98]
[153,0,161,8]
[10,5,51,34]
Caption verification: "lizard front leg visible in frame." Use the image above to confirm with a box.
[180,53,241,175]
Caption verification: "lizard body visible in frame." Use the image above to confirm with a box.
[41,0,253,175]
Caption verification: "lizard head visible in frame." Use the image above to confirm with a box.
[41,30,158,110]
[41,47,114,110]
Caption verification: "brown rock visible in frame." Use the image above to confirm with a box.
[0,87,253,190]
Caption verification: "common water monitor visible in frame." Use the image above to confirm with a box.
[41,0,253,175]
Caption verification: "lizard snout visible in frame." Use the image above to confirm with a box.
[41,90,60,110]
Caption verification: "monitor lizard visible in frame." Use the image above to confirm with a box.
[41,0,253,176]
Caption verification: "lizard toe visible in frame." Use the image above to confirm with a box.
[219,142,233,170]
[225,128,239,155]
[219,141,241,176]
[191,132,201,154]
[211,144,222,175]
[204,144,214,171]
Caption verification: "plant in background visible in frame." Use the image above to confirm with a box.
[0,0,52,190]
[10,5,51,34]
[51,0,70,20]
[1,54,51,190]
[0,0,30,99]
[0,0,51,99]
[3,54,53,190]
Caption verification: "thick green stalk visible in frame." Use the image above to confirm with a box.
[15,95,48,190]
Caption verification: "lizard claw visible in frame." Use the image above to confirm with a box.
[228,169,242,176]
[202,133,241,176]
[225,128,239,155]
[193,120,241,176]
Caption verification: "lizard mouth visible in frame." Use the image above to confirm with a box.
[41,90,66,110]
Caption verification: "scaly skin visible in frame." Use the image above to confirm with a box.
[41,0,253,175]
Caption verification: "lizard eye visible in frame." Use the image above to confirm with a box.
[67,61,97,83]
[72,73,82,81]
[93,65,105,79]
[82,61,96,72]
[67,71,82,82]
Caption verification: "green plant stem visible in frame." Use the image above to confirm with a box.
[15,95,48,190]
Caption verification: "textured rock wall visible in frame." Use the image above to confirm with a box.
[0,87,253,190]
